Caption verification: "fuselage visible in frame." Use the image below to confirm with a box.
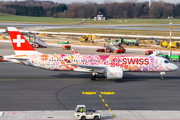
[12,54,178,72]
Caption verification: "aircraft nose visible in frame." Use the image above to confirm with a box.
[172,64,178,70]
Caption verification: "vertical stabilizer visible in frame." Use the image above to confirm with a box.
[7,27,41,55]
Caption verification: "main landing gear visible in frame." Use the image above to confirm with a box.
[91,73,96,81]
[160,72,165,80]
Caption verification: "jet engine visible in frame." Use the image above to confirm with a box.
[106,67,123,79]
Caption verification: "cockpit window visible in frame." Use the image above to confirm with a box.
[164,60,168,63]
[164,60,171,63]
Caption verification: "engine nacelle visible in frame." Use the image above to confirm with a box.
[106,67,123,79]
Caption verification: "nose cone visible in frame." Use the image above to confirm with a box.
[172,64,178,71]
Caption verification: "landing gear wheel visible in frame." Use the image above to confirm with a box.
[161,77,165,80]
[91,75,96,81]
[160,74,164,80]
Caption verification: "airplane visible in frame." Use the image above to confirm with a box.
[4,27,178,81]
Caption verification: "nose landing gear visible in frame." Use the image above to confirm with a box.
[160,72,165,80]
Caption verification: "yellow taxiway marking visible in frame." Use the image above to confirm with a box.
[82,91,116,117]
[112,114,116,117]
[81,92,115,96]
[82,92,96,95]
[100,92,115,95]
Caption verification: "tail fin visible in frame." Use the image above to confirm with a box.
[7,27,41,55]
[72,49,80,55]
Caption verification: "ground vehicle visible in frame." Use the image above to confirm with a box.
[104,44,125,53]
[170,55,180,62]
[0,55,3,61]
[160,41,176,48]
[58,41,70,44]
[81,35,94,43]
[174,41,180,48]
[145,50,154,55]
[74,105,100,120]
[96,49,105,52]
[62,41,70,44]
[115,46,126,53]
[159,54,169,59]
[118,38,140,46]
[29,35,47,48]
[62,45,71,50]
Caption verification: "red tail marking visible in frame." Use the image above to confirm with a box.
[8,31,35,51]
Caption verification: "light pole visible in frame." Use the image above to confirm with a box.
[168,16,173,57]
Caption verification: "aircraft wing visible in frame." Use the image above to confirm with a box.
[4,55,28,60]
[6,57,28,60]
[3,55,29,63]
[72,64,106,69]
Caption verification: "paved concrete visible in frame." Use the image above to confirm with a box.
[0,40,180,119]
[0,61,180,111]
[1,22,180,31]
[1,110,180,120]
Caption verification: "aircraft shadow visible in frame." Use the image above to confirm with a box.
[51,71,180,83]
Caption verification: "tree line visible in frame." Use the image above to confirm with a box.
[6,5,44,17]
[0,1,180,19]
[5,4,67,17]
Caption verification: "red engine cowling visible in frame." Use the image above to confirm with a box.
[106,67,123,79]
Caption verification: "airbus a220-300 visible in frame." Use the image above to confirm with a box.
[4,27,178,80]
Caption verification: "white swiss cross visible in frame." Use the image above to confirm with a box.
[13,35,25,47]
